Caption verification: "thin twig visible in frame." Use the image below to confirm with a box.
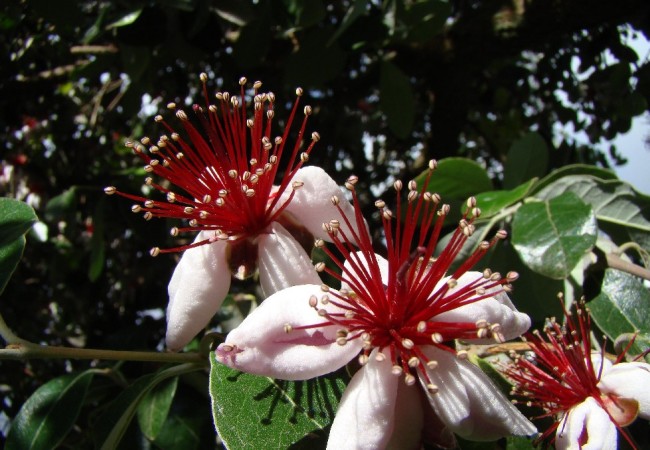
[606,253,650,281]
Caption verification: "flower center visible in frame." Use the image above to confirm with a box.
[291,161,516,387]
[105,75,319,259]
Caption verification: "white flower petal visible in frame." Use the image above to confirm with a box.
[284,166,359,241]
[166,233,231,351]
[386,377,424,450]
[258,222,321,297]
[420,346,536,440]
[555,397,617,450]
[327,355,400,450]
[598,361,650,419]
[216,284,362,380]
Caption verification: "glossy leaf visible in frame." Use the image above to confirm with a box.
[530,164,618,195]
[589,269,650,357]
[210,353,348,449]
[6,371,94,450]
[0,237,26,296]
[0,199,36,295]
[0,198,38,246]
[137,376,179,441]
[511,192,597,279]
[534,174,650,233]
[467,178,537,219]
[503,132,548,189]
[416,157,493,200]
[380,60,415,139]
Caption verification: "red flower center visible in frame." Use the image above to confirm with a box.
[291,161,516,387]
[105,75,319,258]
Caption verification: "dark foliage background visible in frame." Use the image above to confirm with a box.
[1,0,649,447]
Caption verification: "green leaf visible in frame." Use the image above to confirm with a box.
[210,353,348,449]
[379,60,414,139]
[44,187,76,222]
[0,238,25,295]
[506,436,537,449]
[403,0,451,42]
[284,27,346,87]
[137,377,179,441]
[589,268,650,357]
[416,158,493,201]
[94,364,201,450]
[0,198,36,295]
[512,192,597,279]
[534,174,650,233]
[467,179,537,219]
[0,198,38,246]
[503,132,549,189]
[530,164,617,195]
[105,9,142,29]
[6,371,94,450]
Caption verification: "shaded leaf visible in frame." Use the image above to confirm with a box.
[0,198,38,246]
[6,371,94,450]
[379,60,414,139]
[284,28,346,87]
[512,192,597,279]
[589,269,650,357]
[534,174,650,234]
[0,238,26,296]
[503,132,548,189]
[137,377,179,441]
[105,9,142,29]
[88,198,105,281]
[94,364,202,450]
[210,353,348,449]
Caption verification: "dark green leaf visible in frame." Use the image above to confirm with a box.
[503,132,548,189]
[506,436,537,449]
[531,164,618,195]
[6,371,94,450]
[379,61,414,139]
[416,158,493,201]
[0,237,25,296]
[94,364,202,450]
[403,0,451,42]
[43,187,76,223]
[137,377,179,441]
[284,28,346,87]
[589,269,650,358]
[467,179,537,219]
[210,353,348,449]
[0,198,38,246]
[153,409,208,450]
[535,174,650,234]
[105,9,142,29]
[512,192,597,279]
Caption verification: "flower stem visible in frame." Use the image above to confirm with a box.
[0,342,207,365]
[606,253,650,281]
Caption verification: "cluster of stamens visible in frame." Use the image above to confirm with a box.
[504,295,641,447]
[287,160,518,391]
[105,75,318,256]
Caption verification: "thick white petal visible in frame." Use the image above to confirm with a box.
[386,377,424,450]
[215,284,362,380]
[420,346,536,440]
[258,222,321,297]
[598,361,650,419]
[555,397,617,450]
[327,355,400,450]
[341,251,389,293]
[284,166,359,241]
[166,234,231,351]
